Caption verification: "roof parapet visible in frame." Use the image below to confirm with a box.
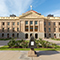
[0,17,19,19]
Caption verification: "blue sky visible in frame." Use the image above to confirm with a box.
[0,0,60,17]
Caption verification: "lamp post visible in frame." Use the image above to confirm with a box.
[28,34,37,57]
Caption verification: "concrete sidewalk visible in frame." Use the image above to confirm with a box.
[0,51,60,60]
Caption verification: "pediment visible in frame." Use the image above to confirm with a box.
[20,11,44,18]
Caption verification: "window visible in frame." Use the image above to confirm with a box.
[17,28,19,31]
[54,34,56,36]
[2,28,4,32]
[2,33,4,37]
[30,21,33,24]
[35,26,38,31]
[35,21,37,24]
[44,28,46,32]
[13,28,15,32]
[7,34,9,38]
[8,22,10,25]
[17,33,19,38]
[59,28,60,32]
[49,28,51,32]
[54,22,55,25]
[25,26,28,31]
[59,34,60,37]
[30,27,33,29]
[30,33,32,37]
[30,26,33,31]
[12,33,14,37]
[17,22,19,25]
[13,22,15,25]
[45,33,46,37]
[25,34,28,39]
[25,21,28,24]
[35,34,38,39]
[54,28,56,32]
[2,22,5,25]
[44,22,46,25]
[49,22,51,25]
[59,22,60,25]
[54,34,56,38]
[7,28,9,32]
[26,27,28,29]
[49,34,51,37]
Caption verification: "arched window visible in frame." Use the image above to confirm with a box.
[49,34,51,37]
[2,33,4,37]
[12,33,14,37]
[7,33,9,38]
[25,34,28,39]
[30,33,32,37]
[54,34,56,38]
[44,33,46,37]
[17,33,19,38]
[35,34,38,39]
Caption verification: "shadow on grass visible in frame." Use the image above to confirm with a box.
[37,50,60,57]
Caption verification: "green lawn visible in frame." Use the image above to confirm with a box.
[51,38,60,41]
[0,45,60,51]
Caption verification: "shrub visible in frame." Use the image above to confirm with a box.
[8,38,16,48]
[35,39,41,48]
[20,40,28,48]
[15,40,21,47]
[52,43,57,49]
[39,38,51,48]
[8,38,57,48]
[8,39,29,48]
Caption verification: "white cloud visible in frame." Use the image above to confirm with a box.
[45,10,60,17]
[0,0,33,16]
[0,0,9,16]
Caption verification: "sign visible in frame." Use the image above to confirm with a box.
[29,36,37,48]
[31,41,34,46]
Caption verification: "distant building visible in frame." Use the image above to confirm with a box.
[0,10,60,39]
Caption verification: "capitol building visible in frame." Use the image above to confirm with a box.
[0,10,60,39]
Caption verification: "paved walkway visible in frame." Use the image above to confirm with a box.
[0,51,60,60]
[43,39,60,46]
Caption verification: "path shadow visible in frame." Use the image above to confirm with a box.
[56,43,60,46]
[36,50,60,57]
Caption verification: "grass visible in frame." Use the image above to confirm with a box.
[51,38,60,41]
[0,45,60,51]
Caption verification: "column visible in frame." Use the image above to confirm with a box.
[0,22,2,32]
[56,22,58,32]
[51,22,54,38]
[10,22,12,38]
[5,22,7,38]
[19,20,21,38]
[15,22,17,38]
[24,21,25,32]
[10,22,12,32]
[19,20,21,32]
[5,22,7,32]
[33,21,35,32]
[0,22,2,38]
[38,21,40,32]
[28,21,30,32]
[28,21,30,39]
[56,21,59,38]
